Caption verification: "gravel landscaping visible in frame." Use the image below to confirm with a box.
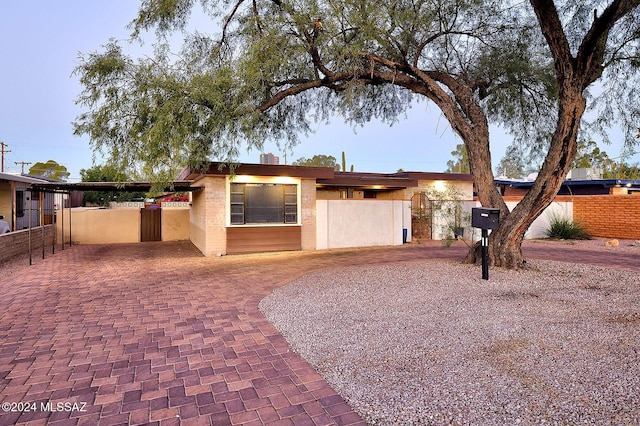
[260,256,640,425]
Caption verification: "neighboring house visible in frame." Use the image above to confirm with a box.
[494,171,640,240]
[0,173,60,263]
[496,174,640,197]
[0,172,56,232]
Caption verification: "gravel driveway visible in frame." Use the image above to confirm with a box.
[260,256,640,425]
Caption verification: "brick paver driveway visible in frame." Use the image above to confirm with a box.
[0,240,636,425]
[1,241,469,426]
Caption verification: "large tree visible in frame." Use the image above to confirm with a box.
[80,164,146,206]
[74,0,640,268]
[445,143,470,174]
[28,160,70,181]
[292,154,339,169]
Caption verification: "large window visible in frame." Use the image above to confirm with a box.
[230,183,297,225]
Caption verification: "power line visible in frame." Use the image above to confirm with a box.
[610,150,640,161]
[15,161,32,173]
[0,142,11,172]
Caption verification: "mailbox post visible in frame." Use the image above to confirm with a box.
[471,207,500,280]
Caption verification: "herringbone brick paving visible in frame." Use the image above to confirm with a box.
[0,240,636,425]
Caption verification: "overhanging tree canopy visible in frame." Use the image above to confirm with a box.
[74,0,640,268]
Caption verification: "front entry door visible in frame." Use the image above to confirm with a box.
[140,208,162,242]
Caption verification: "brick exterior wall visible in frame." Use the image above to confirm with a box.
[300,179,317,250]
[190,176,227,256]
[573,195,640,240]
[0,225,56,262]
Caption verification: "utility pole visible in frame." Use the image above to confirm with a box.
[15,161,32,174]
[0,142,11,172]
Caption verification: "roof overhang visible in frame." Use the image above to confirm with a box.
[403,171,474,182]
[175,163,474,190]
[30,181,195,193]
[316,172,418,189]
[0,172,52,185]
[179,162,335,181]
[495,178,640,189]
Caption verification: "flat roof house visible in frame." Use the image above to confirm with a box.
[179,163,474,256]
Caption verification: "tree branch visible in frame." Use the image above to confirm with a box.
[220,0,246,46]
[529,0,575,82]
[576,0,640,87]
[252,0,263,37]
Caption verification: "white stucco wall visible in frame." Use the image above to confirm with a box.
[462,200,573,241]
[316,200,411,249]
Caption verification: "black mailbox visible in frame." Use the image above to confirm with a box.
[472,207,500,280]
[472,207,500,230]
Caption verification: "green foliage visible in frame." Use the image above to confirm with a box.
[604,161,640,179]
[496,145,528,179]
[571,140,640,179]
[445,144,470,173]
[74,0,640,199]
[80,165,146,206]
[292,154,339,169]
[546,214,591,240]
[73,1,558,182]
[28,160,70,181]
[573,140,610,169]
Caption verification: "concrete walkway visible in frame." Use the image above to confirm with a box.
[0,240,636,425]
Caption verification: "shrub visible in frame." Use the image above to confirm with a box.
[546,214,592,240]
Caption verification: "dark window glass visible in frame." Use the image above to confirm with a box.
[230,183,245,224]
[284,185,297,224]
[230,183,297,225]
[16,191,24,217]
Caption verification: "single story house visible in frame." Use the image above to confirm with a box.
[26,163,640,252]
[178,163,474,256]
[27,163,474,257]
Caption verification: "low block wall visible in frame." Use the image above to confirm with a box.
[161,208,190,241]
[0,225,56,262]
[465,194,639,241]
[57,207,190,244]
[58,208,140,244]
[573,195,640,240]
[462,199,573,241]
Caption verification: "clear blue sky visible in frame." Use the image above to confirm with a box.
[0,2,632,181]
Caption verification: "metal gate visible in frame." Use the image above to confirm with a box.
[411,192,433,239]
[140,207,162,242]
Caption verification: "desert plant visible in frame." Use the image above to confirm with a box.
[546,214,592,240]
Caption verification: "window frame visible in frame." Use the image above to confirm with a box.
[227,177,301,226]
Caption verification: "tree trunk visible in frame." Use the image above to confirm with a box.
[464,87,587,270]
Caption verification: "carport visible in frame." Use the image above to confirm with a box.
[0,173,61,265]
[30,180,194,251]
